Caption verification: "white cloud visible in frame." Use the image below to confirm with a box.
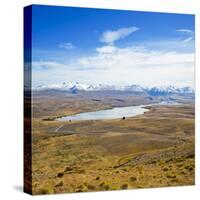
[76,46,194,70]
[183,37,193,43]
[176,29,193,33]
[176,29,194,43]
[32,61,65,70]
[78,44,194,87]
[33,44,194,88]
[58,42,74,50]
[96,45,119,54]
[140,39,194,52]
[100,26,139,45]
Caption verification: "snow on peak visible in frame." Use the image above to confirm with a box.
[148,85,194,96]
[34,82,194,95]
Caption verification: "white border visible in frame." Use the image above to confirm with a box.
[0,0,199,199]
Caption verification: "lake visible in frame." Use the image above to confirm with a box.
[56,105,150,121]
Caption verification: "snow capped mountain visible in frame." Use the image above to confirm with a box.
[34,82,194,96]
[35,82,146,92]
[147,85,194,96]
[148,85,178,96]
[177,87,195,94]
[35,82,107,93]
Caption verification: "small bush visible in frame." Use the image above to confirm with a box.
[57,172,64,178]
[76,189,83,192]
[77,169,85,174]
[163,168,168,171]
[77,185,83,189]
[186,154,194,159]
[55,181,63,187]
[166,175,176,179]
[189,167,193,171]
[120,184,128,189]
[103,184,110,190]
[130,176,137,182]
[87,184,96,190]
[100,182,105,187]
[99,182,110,190]
[65,166,73,172]
[95,176,100,180]
[165,158,173,163]
[40,186,53,194]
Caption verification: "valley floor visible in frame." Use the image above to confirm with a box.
[31,101,195,194]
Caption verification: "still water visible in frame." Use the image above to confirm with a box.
[56,105,150,121]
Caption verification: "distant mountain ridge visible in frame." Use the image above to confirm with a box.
[34,81,195,96]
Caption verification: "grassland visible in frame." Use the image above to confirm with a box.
[31,93,195,194]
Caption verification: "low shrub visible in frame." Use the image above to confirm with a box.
[40,186,54,194]
[57,172,64,178]
[120,184,128,189]
[163,167,168,171]
[55,181,63,187]
[130,176,137,182]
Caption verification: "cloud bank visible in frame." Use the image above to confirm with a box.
[32,26,195,88]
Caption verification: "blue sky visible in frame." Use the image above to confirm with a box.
[30,5,195,87]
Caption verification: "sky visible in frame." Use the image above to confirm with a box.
[30,5,195,87]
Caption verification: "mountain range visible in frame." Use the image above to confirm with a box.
[34,81,195,96]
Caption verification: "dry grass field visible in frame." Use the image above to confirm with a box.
[31,94,195,194]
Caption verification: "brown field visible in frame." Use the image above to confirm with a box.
[31,94,195,194]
